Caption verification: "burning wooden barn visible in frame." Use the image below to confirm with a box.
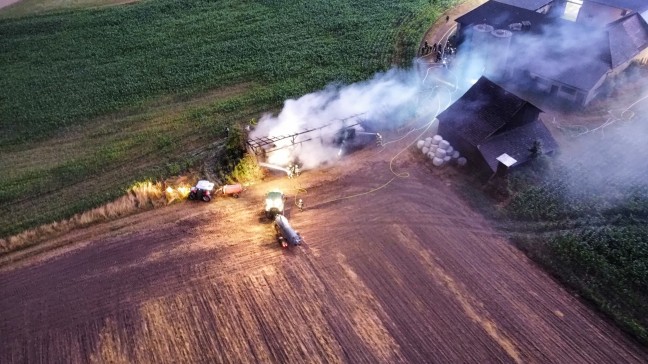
[436,76,557,177]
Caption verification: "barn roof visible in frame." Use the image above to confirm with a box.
[478,119,558,172]
[585,0,648,13]
[492,0,553,11]
[523,28,611,91]
[455,1,567,34]
[436,77,541,146]
[607,13,648,68]
[456,0,648,92]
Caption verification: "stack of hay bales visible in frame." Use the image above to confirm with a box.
[416,134,467,167]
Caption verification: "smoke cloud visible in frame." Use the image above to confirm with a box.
[450,17,610,95]
[250,67,447,169]
[251,4,648,195]
[555,87,648,199]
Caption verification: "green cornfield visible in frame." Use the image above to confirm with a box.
[0,0,456,238]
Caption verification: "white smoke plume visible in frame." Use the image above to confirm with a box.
[446,11,612,100]
[556,85,648,197]
[445,9,648,195]
[250,67,441,169]
[410,6,648,205]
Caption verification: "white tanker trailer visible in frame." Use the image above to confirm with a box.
[274,214,303,248]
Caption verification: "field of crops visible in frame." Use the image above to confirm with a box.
[0,0,457,239]
[499,110,648,345]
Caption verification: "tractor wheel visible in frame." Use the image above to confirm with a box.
[233,193,239,198]
[202,195,211,202]
[188,192,196,200]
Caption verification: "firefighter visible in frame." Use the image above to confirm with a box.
[293,164,300,177]
[297,199,304,212]
[287,163,294,179]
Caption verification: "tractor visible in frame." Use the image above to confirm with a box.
[188,180,215,202]
[264,190,286,219]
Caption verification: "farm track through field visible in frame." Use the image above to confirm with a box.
[1,131,647,363]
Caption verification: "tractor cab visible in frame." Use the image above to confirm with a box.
[264,190,285,218]
[189,180,215,202]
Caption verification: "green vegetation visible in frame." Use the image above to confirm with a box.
[488,160,648,345]
[0,0,457,239]
[0,0,456,145]
[0,0,134,19]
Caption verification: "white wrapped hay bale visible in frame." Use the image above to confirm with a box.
[417,140,425,149]
[422,146,429,155]
[443,156,451,162]
[432,157,444,166]
[446,146,454,155]
[432,135,443,145]
[457,157,467,166]
[427,152,435,159]
[429,144,438,153]
[439,140,450,150]
[435,148,447,158]
[452,151,460,159]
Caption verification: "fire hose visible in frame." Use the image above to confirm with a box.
[298,92,443,207]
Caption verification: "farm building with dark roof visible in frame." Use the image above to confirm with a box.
[493,0,555,13]
[437,76,557,176]
[454,0,648,107]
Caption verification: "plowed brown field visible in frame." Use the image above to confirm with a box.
[1,134,647,363]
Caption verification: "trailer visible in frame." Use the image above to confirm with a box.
[274,214,303,248]
[219,184,243,198]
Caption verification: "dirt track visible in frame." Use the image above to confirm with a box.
[1,131,647,363]
[0,0,20,10]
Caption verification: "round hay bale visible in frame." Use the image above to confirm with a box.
[432,157,444,166]
[430,145,438,152]
[425,137,432,143]
[427,152,435,159]
[457,157,467,166]
[446,146,454,155]
[443,156,451,162]
[439,140,450,149]
[432,135,443,145]
[452,151,460,159]
[424,139,431,147]
[417,140,424,149]
[435,148,447,158]
[422,146,429,155]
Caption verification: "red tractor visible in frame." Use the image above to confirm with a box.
[188,180,215,202]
